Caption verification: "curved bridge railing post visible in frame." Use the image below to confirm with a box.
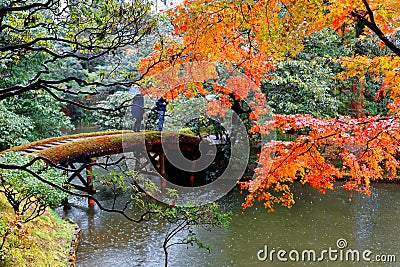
[86,158,96,207]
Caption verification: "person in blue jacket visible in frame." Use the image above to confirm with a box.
[130,87,144,132]
[156,96,168,131]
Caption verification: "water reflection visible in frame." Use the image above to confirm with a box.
[57,183,400,267]
[351,188,379,244]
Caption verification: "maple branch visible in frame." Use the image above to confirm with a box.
[359,130,383,159]
[268,138,310,176]
[307,150,328,173]
[351,1,400,57]
[339,115,400,126]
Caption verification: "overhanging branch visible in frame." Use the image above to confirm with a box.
[351,1,400,57]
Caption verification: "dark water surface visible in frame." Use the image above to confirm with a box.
[57,182,400,267]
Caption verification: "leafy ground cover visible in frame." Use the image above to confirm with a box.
[0,194,76,267]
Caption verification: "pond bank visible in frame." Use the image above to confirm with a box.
[0,195,78,267]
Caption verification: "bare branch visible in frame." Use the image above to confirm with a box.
[352,1,400,57]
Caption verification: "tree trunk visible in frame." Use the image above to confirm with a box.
[350,79,365,118]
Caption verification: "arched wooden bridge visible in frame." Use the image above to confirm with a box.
[1,130,201,163]
[0,130,204,205]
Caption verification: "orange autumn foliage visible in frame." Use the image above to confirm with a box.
[241,114,400,211]
[140,0,400,211]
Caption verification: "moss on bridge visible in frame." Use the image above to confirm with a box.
[1,130,200,164]
[1,130,127,154]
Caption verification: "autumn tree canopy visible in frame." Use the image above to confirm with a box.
[139,0,400,210]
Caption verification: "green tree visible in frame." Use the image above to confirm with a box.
[263,29,390,118]
[0,54,73,150]
[263,59,342,118]
[0,0,156,102]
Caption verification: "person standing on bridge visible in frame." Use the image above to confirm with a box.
[156,96,168,131]
[130,86,144,132]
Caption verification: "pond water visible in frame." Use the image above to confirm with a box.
[57,182,400,267]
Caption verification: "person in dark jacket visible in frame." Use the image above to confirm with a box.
[156,96,168,131]
[130,87,144,132]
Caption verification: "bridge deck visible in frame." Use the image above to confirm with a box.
[1,130,201,164]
